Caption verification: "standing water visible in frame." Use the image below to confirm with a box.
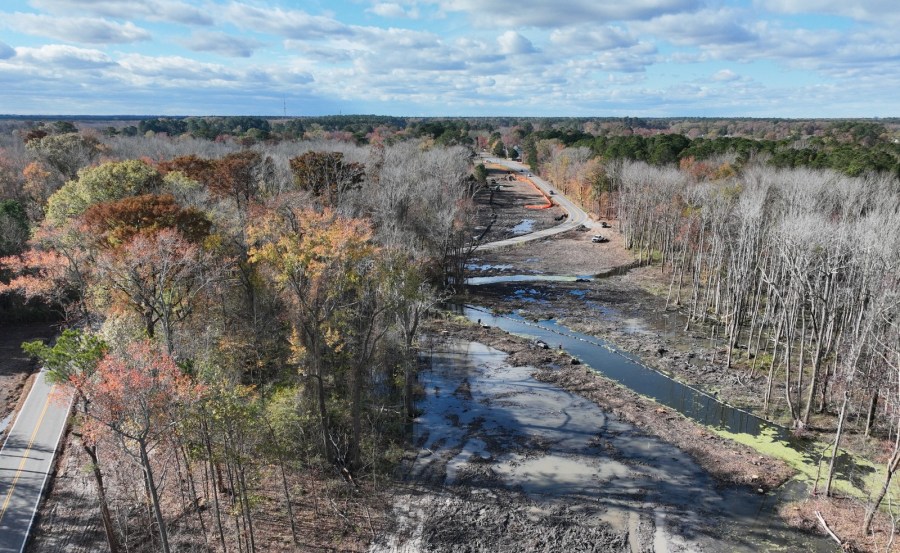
[453,304,873,493]
[402,335,837,552]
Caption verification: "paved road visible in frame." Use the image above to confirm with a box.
[475,156,589,251]
[0,370,71,553]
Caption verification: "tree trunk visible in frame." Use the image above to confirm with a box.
[236,460,256,553]
[863,434,900,533]
[144,311,155,340]
[865,393,879,438]
[201,420,227,552]
[177,439,208,545]
[279,460,299,544]
[307,334,333,463]
[764,317,784,414]
[349,361,363,471]
[403,321,419,420]
[825,391,850,497]
[82,442,121,553]
[139,439,171,553]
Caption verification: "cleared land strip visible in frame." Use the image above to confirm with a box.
[475,157,589,251]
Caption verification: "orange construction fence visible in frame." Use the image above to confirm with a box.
[485,164,555,209]
[516,175,554,209]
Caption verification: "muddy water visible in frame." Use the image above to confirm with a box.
[407,338,834,552]
[455,300,870,492]
[466,274,590,285]
[462,305,774,434]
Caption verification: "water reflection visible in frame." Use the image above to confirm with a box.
[451,303,874,492]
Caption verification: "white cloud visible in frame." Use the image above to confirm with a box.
[287,25,480,74]
[112,53,313,89]
[711,69,739,82]
[593,42,657,72]
[3,12,151,44]
[283,40,354,64]
[182,32,263,58]
[28,0,214,25]
[755,0,899,24]
[222,3,350,39]
[497,31,536,55]
[14,44,115,69]
[549,26,637,53]
[367,3,418,18]
[634,9,756,46]
[118,54,245,83]
[438,0,701,27]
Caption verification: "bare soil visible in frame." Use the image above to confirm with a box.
[374,318,831,552]
[375,329,691,552]
[472,164,567,247]
[25,435,106,553]
[28,432,390,553]
[465,214,820,433]
[782,496,899,553]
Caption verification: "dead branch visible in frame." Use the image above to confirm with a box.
[815,510,843,546]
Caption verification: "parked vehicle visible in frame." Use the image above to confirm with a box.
[591,235,609,243]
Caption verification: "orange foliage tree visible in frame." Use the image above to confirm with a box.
[0,221,94,321]
[80,340,202,553]
[157,154,217,185]
[82,193,211,248]
[95,228,220,355]
[22,161,54,214]
[211,151,263,210]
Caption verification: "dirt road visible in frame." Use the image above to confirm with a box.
[475,157,588,251]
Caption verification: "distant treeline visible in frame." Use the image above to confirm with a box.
[6,115,900,177]
[522,131,900,178]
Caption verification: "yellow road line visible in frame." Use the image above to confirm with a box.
[0,385,55,524]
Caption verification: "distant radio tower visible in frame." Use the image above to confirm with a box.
[283,95,287,118]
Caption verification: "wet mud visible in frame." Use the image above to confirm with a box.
[373,338,833,552]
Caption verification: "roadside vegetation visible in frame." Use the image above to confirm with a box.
[0,121,477,551]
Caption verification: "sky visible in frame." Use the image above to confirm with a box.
[0,0,898,117]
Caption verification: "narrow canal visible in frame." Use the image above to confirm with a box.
[454,303,871,492]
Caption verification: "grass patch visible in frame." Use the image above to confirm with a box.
[713,425,895,504]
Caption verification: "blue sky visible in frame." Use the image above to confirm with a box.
[0,0,898,117]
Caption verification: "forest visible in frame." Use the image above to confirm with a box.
[1,115,900,549]
[0,121,477,551]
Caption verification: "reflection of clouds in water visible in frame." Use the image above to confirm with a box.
[513,288,548,304]
[466,263,514,272]
[511,219,535,235]
[415,337,835,552]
